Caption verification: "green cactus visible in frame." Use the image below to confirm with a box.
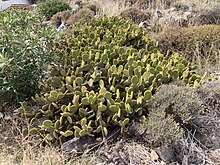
[18,16,206,143]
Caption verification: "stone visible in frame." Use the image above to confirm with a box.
[150,149,159,161]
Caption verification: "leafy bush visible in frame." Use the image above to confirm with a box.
[0,10,58,105]
[18,16,204,142]
[37,0,71,20]
[156,25,220,62]
[120,8,151,24]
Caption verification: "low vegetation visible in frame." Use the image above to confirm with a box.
[0,0,220,164]
[156,25,220,63]
[36,0,72,19]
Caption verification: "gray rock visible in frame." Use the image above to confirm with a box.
[61,136,98,154]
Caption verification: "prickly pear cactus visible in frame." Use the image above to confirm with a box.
[18,16,206,142]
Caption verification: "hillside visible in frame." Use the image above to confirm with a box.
[0,0,220,164]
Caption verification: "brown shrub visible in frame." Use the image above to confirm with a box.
[120,8,151,24]
[66,8,94,25]
[195,80,220,149]
[192,5,220,25]
[125,0,175,9]
[50,10,72,27]
[155,25,220,62]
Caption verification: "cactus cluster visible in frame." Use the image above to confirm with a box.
[18,16,205,142]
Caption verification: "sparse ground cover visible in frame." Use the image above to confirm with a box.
[0,0,220,165]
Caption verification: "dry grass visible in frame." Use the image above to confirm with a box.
[0,116,162,165]
[178,129,218,165]
[174,0,220,10]
[95,0,130,17]
[1,114,220,165]
[0,116,91,165]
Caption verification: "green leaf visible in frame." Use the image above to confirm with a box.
[131,75,139,84]
[104,91,112,100]
[109,105,118,112]
[81,118,87,126]
[98,103,107,112]
[75,77,83,86]
[137,96,143,104]
[29,128,39,135]
[144,90,152,100]
[122,118,130,126]
[81,97,90,105]
[61,112,71,117]
[46,133,54,141]
[43,120,53,127]
[61,130,73,137]
[67,116,73,123]
[79,129,86,136]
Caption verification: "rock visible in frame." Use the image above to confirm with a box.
[61,136,98,154]
[57,22,67,32]
[155,145,175,163]
[150,149,159,161]
[209,149,220,164]
[0,112,4,119]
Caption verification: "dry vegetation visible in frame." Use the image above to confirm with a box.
[1,0,220,165]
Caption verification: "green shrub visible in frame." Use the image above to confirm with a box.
[18,16,204,142]
[156,25,220,62]
[29,0,47,4]
[143,83,201,146]
[143,81,220,148]
[120,8,151,24]
[147,83,202,124]
[145,109,183,146]
[37,0,71,20]
[0,10,58,105]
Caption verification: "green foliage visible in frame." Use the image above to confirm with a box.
[29,0,47,4]
[37,0,71,20]
[120,8,151,24]
[147,83,202,124]
[142,83,201,146]
[18,16,204,142]
[0,10,58,104]
[145,109,183,146]
[156,25,220,62]
[143,81,220,147]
